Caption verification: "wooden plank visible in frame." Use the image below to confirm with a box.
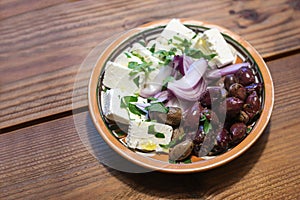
[0,0,69,20]
[0,0,299,129]
[0,54,299,199]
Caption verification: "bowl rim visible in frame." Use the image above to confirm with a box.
[88,18,274,173]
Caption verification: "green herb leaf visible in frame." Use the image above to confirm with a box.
[182,158,192,164]
[246,126,252,134]
[148,125,165,138]
[120,96,138,108]
[200,114,207,122]
[145,102,169,113]
[133,76,140,87]
[155,132,165,138]
[147,97,158,101]
[149,43,156,53]
[124,52,131,58]
[159,144,169,149]
[203,120,212,134]
[128,103,145,116]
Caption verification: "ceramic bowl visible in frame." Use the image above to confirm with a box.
[88,19,274,173]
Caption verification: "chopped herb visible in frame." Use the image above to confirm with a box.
[172,35,216,60]
[128,103,145,116]
[133,76,140,87]
[246,126,252,134]
[155,132,165,138]
[168,38,173,45]
[149,43,156,53]
[192,33,198,39]
[159,144,169,149]
[131,51,146,62]
[120,95,145,116]
[148,125,165,138]
[145,102,169,113]
[182,158,192,164]
[120,96,138,108]
[147,97,158,101]
[127,61,155,79]
[155,49,176,65]
[204,120,212,134]
[124,52,131,58]
[200,114,207,122]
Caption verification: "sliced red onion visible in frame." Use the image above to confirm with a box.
[139,65,173,98]
[153,90,172,102]
[172,55,194,78]
[168,78,207,101]
[206,62,251,80]
[168,58,208,91]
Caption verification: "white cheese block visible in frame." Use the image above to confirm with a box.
[102,89,130,124]
[130,43,161,67]
[199,28,235,68]
[160,18,196,42]
[102,89,146,124]
[126,121,173,152]
[102,61,144,93]
[114,52,142,66]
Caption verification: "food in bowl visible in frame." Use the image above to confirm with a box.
[99,19,264,163]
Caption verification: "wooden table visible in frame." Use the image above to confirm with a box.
[1,0,299,199]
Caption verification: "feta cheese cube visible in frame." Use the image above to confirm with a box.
[199,28,235,68]
[102,89,146,124]
[160,19,196,42]
[102,61,144,93]
[126,121,173,152]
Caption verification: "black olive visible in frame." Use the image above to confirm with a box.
[199,87,224,107]
[235,67,255,86]
[245,83,263,95]
[224,74,238,90]
[226,97,244,118]
[230,122,247,142]
[228,83,247,101]
[243,91,260,120]
[216,128,231,148]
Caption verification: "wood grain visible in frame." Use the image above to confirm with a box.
[0,53,299,200]
[0,0,300,129]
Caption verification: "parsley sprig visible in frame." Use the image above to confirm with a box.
[148,124,165,138]
[172,36,216,60]
[128,61,155,79]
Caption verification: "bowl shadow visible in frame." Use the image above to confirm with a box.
[82,112,271,199]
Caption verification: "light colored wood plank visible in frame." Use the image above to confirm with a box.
[0,0,299,129]
[0,54,299,199]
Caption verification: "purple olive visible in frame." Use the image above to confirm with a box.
[224,74,238,90]
[228,83,247,100]
[245,83,263,95]
[230,122,247,142]
[243,91,260,120]
[199,87,224,107]
[226,97,244,118]
[235,67,255,86]
[216,128,231,148]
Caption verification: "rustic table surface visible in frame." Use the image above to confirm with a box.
[1,0,300,199]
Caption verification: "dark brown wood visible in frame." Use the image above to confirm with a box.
[1,0,300,129]
[1,54,299,199]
